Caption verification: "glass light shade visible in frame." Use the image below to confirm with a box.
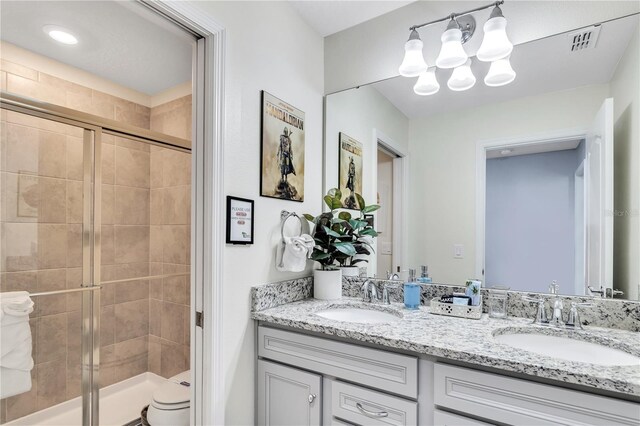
[399,37,428,77]
[447,59,476,91]
[413,68,440,96]
[435,26,468,69]
[477,16,513,62]
[484,57,516,86]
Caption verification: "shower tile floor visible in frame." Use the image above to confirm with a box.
[6,373,166,426]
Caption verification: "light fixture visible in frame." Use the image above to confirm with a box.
[398,29,428,77]
[413,68,440,96]
[447,59,476,91]
[500,149,513,155]
[484,56,516,86]
[42,25,78,45]
[435,18,468,69]
[476,6,512,62]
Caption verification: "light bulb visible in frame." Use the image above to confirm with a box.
[399,29,428,77]
[477,6,513,62]
[42,25,78,45]
[435,19,468,69]
[447,59,476,91]
[413,68,440,96]
[484,57,516,86]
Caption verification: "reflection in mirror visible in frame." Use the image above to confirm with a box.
[324,13,639,300]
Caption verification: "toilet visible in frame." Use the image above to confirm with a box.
[146,371,191,426]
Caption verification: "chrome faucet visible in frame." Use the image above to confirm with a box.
[548,281,564,327]
[523,296,549,325]
[361,280,379,303]
[386,271,400,280]
[382,283,398,305]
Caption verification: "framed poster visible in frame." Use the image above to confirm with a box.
[260,91,305,202]
[226,196,254,245]
[338,132,363,209]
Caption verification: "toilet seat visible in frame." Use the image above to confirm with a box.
[147,371,191,425]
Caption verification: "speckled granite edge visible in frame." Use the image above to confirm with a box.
[250,276,313,312]
[343,277,640,332]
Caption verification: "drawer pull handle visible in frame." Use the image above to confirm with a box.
[356,402,389,418]
[308,394,316,404]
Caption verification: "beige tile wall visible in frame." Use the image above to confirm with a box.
[148,100,192,379]
[0,60,191,422]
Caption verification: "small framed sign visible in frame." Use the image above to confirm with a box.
[226,196,254,245]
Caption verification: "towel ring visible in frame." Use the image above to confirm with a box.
[280,210,303,239]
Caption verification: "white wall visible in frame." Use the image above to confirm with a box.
[407,84,610,285]
[485,149,583,292]
[324,2,640,93]
[325,85,408,275]
[191,2,324,424]
[610,24,640,299]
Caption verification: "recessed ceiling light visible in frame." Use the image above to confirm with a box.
[500,149,513,155]
[42,25,78,45]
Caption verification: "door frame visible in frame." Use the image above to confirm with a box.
[374,129,408,277]
[140,2,226,425]
[475,128,587,281]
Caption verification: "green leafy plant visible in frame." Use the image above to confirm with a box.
[304,188,380,270]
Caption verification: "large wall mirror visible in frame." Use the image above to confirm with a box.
[324,11,639,300]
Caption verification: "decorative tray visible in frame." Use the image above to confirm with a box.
[429,297,483,320]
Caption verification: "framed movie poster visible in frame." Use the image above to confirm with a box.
[338,132,363,209]
[226,196,254,245]
[260,91,305,202]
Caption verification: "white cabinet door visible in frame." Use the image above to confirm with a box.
[257,360,322,426]
[433,410,493,426]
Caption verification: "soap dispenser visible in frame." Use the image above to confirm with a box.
[404,269,421,310]
[417,265,432,283]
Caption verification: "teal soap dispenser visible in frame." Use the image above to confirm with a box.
[404,268,421,310]
[417,265,432,283]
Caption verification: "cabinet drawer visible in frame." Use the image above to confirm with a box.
[433,409,493,426]
[258,326,418,398]
[331,381,418,426]
[434,363,640,426]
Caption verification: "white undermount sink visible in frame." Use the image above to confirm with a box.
[314,307,401,324]
[494,331,640,366]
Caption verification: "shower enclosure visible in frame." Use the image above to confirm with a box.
[0,90,192,425]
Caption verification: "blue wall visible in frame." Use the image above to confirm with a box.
[485,146,584,293]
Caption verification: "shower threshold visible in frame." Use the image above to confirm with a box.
[6,372,166,426]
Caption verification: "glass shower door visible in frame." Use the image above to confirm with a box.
[0,108,99,425]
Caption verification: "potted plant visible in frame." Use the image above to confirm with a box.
[304,189,380,299]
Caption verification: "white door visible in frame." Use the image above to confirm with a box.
[257,360,322,426]
[585,98,614,293]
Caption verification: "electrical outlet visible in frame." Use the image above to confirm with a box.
[453,244,464,259]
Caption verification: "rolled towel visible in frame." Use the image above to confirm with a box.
[0,291,34,398]
[277,234,315,272]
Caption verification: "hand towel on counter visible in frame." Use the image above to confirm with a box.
[0,291,35,398]
[276,234,315,272]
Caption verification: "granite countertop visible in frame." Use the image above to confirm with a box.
[251,297,640,397]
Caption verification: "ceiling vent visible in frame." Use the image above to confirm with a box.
[567,25,601,52]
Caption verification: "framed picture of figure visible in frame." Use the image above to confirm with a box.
[338,132,363,209]
[260,91,305,202]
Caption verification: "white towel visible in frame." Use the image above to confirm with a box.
[277,234,315,272]
[0,291,34,398]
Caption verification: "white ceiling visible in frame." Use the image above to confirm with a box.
[289,0,415,37]
[372,13,639,119]
[0,1,194,95]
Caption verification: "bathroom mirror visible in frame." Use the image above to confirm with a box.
[323,13,640,300]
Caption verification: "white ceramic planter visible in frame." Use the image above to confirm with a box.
[340,266,360,277]
[313,269,342,300]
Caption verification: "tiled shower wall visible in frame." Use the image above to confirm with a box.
[0,59,191,422]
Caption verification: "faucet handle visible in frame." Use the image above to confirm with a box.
[382,282,399,305]
[523,296,548,325]
[548,280,559,295]
[565,301,593,329]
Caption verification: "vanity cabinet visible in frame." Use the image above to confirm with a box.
[257,359,322,425]
[257,325,640,426]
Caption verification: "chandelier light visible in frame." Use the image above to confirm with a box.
[413,68,440,96]
[398,1,515,96]
[484,56,516,86]
[435,18,468,69]
[477,6,513,62]
[448,59,476,91]
[398,29,428,77]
